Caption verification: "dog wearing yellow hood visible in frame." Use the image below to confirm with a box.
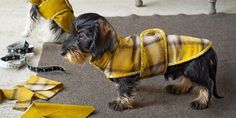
[22,0,75,43]
[61,13,223,111]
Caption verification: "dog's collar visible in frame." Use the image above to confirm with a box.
[0,41,65,73]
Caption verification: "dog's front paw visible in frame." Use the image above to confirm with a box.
[190,101,208,110]
[108,99,133,111]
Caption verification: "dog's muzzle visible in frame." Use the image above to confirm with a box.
[61,48,90,64]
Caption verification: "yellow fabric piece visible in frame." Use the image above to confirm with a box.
[27,0,75,32]
[21,102,95,118]
[0,75,63,111]
[91,28,212,79]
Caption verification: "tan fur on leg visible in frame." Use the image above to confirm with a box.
[166,76,193,94]
[109,95,134,111]
[116,95,134,109]
[190,86,209,110]
[194,86,209,104]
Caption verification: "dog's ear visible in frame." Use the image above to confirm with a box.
[90,18,117,60]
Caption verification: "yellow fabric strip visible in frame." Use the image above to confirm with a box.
[0,75,63,111]
[21,102,95,118]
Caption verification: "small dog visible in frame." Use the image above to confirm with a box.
[60,13,223,111]
[22,0,75,43]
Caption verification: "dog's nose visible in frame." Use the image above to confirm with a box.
[60,50,67,56]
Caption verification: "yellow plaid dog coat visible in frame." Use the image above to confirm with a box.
[91,28,212,79]
[27,0,75,32]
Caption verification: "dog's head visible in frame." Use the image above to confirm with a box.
[60,13,117,64]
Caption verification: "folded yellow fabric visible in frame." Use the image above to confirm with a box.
[0,75,63,111]
[21,102,95,118]
[27,0,75,32]
[91,28,212,79]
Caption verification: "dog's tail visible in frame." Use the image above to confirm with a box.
[209,48,224,99]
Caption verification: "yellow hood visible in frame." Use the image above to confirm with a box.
[91,28,212,79]
[27,0,75,32]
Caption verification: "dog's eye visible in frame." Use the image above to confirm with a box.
[79,34,88,40]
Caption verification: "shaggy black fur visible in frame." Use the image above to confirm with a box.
[61,13,223,111]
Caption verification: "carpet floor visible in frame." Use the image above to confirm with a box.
[37,13,236,118]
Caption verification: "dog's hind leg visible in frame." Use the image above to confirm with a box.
[190,79,213,110]
[21,4,39,37]
[166,76,193,95]
[184,49,214,110]
[108,75,139,111]
[209,49,224,98]
[190,49,223,110]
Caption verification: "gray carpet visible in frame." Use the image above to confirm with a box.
[37,13,236,118]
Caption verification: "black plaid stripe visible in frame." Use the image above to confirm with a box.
[168,37,203,46]
[142,34,163,70]
[131,36,139,71]
[143,34,162,47]
[177,35,183,61]
[200,38,209,48]
[143,61,165,76]
[25,79,53,89]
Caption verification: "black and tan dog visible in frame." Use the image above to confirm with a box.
[60,13,223,111]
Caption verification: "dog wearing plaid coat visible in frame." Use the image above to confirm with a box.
[60,13,223,111]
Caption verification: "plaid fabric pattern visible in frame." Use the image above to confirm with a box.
[27,0,75,32]
[167,35,212,66]
[91,35,142,78]
[91,28,212,79]
[0,75,63,111]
